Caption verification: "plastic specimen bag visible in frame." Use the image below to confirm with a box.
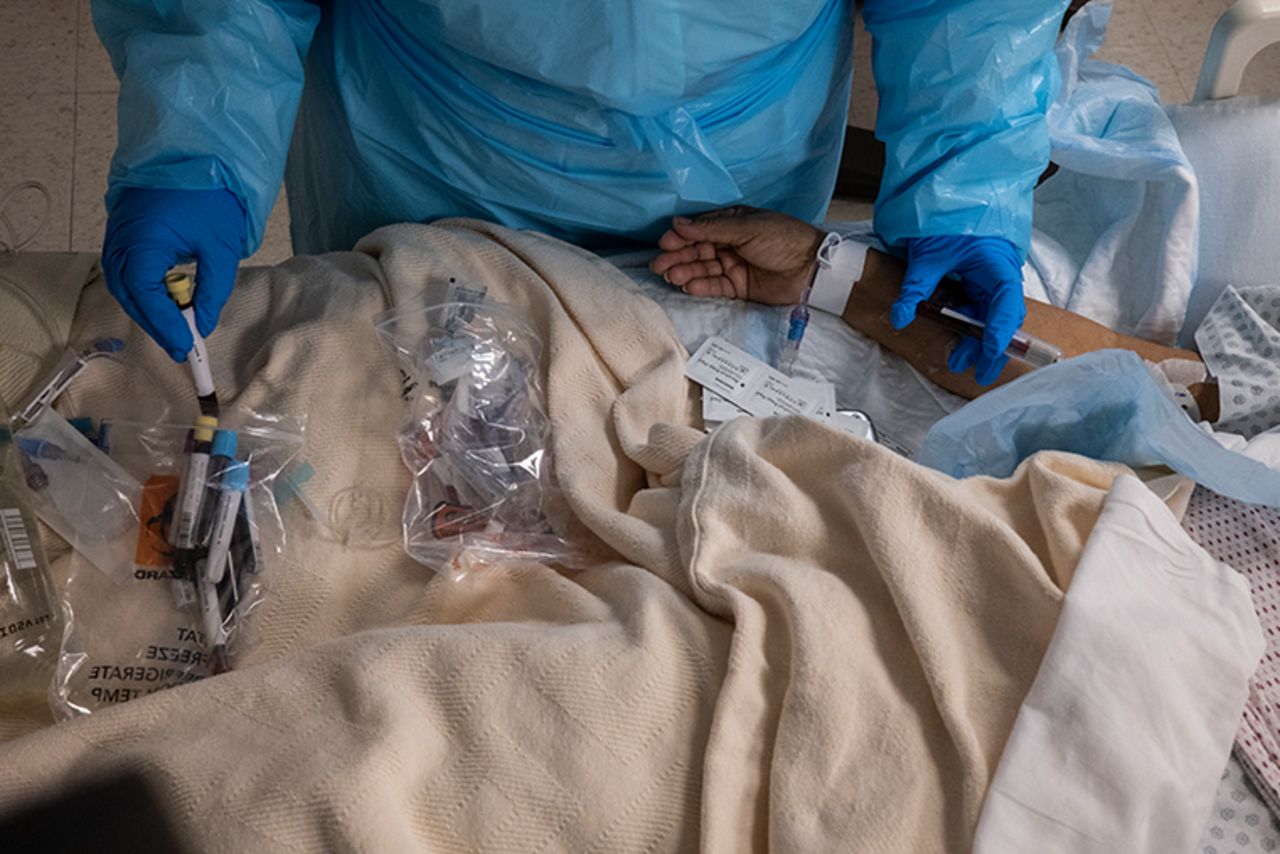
[16,407,141,579]
[48,414,301,718]
[0,394,60,703]
[375,291,579,579]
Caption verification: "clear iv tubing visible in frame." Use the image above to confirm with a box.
[917,300,1062,369]
[0,182,61,396]
[778,260,821,375]
[778,296,809,375]
[0,181,51,255]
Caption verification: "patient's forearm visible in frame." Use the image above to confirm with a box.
[839,249,1216,416]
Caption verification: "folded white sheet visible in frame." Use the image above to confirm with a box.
[974,475,1264,853]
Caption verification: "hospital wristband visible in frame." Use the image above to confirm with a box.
[809,233,869,316]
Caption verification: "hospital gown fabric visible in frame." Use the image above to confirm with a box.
[92,0,1067,255]
[1196,287,1280,438]
[1201,758,1280,854]
[1183,487,1280,822]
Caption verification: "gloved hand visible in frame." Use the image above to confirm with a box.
[890,235,1027,386]
[101,187,247,361]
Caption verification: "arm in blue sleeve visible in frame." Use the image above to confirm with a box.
[92,0,320,256]
[861,0,1068,253]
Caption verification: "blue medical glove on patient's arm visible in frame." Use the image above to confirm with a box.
[890,236,1027,387]
[101,188,247,362]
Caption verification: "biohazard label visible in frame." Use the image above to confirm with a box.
[135,475,180,568]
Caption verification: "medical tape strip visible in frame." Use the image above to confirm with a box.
[686,337,835,421]
[809,233,869,317]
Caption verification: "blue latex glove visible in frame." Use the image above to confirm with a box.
[101,188,247,361]
[889,236,1027,386]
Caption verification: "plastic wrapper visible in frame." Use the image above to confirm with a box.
[916,350,1280,508]
[375,291,581,579]
[16,408,141,579]
[1025,0,1199,345]
[0,394,60,704]
[46,413,301,718]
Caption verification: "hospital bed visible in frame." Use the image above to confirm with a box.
[625,1,1280,847]
[0,1,1278,850]
[1180,3,1280,847]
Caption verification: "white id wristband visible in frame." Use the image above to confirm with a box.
[809,232,869,316]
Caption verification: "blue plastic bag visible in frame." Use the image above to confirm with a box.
[1024,0,1199,345]
[916,350,1280,508]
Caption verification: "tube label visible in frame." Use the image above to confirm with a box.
[174,454,209,548]
[180,307,216,397]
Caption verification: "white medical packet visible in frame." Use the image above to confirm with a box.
[689,337,875,443]
[686,337,836,419]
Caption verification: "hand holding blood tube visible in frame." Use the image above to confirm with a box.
[163,272,219,417]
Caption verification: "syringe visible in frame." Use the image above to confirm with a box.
[916,300,1062,369]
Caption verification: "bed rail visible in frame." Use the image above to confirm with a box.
[1194,0,1280,100]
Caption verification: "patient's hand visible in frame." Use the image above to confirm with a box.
[649,207,824,305]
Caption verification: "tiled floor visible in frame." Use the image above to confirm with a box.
[2,0,1279,261]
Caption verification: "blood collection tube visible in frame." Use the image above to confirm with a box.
[203,462,246,587]
[198,462,246,675]
[164,272,220,416]
[170,415,218,578]
[200,429,238,541]
[916,300,1062,369]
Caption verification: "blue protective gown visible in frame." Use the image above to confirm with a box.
[92,0,1067,256]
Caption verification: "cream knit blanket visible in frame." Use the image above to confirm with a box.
[0,222,1126,852]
